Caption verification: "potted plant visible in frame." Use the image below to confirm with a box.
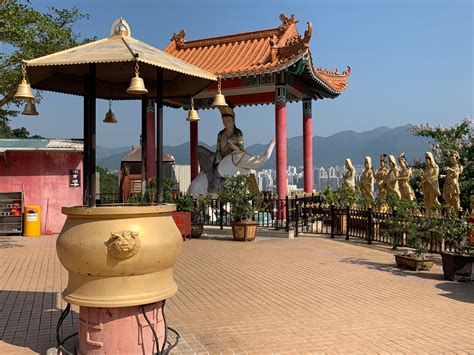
[382,194,436,271]
[218,175,261,241]
[435,206,474,281]
[322,183,359,234]
[171,193,193,240]
[190,193,212,238]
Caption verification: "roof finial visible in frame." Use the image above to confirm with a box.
[171,30,186,49]
[278,14,298,32]
[111,18,131,37]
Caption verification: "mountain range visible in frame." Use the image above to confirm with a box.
[97,124,432,171]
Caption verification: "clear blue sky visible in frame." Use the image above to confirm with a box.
[10,0,473,148]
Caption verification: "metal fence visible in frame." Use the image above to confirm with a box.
[97,193,462,253]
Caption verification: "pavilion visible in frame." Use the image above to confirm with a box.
[163,13,351,199]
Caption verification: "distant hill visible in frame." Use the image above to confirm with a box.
[97,124,431,171]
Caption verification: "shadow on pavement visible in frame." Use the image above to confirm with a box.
[0,290,78,354]
[340,257,445,280]
[436,282,474,304]
[0,236,25,249]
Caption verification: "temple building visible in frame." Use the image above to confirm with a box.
[163,13,350,199]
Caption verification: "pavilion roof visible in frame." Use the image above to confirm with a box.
[164,14,350,98]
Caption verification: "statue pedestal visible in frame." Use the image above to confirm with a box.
[78,303,164,354]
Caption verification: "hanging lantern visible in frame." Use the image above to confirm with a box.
[126,60,148,95]
[14,64,34,100]
[103,100,117,123]
[211,76,227,108]
[186,97,200,122]
[21,101,39,116]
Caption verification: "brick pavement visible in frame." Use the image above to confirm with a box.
[0,234,473,354]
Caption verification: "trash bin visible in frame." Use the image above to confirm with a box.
[24,205,41,237]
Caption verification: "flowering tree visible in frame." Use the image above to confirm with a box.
[411,117,473,210]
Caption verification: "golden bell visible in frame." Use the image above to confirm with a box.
[21,101,39,116]
[14,79,34,100]
[211,92,227,108]
[186,107,200,122]
[126,73,148,95]
[103,108,117,123]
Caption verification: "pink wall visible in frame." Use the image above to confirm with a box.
[0,151,83,234]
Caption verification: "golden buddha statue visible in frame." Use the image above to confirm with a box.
[442,149,463,215]
[360,156,375,201]
[397,153,415,201]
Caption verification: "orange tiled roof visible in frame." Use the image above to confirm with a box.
[164,14,350,96]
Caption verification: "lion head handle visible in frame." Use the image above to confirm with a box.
[104,231,141,260]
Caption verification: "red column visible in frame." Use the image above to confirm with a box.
[146,100,156,181]
[275,85,287,201]
[303,99,313,193]
[190,121,199,181]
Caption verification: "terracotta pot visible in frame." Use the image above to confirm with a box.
[57,205,182,307]
[231,220,258,241]
[395,254,433,271]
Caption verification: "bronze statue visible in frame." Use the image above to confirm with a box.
[360,156,375,201]
[442,149,463,214]
[421,151,441,214]
[397,153,415,201]
[375,154,388,197]
[343,158,355,188]
[384,155,401,198]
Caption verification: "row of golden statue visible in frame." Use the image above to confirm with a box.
[342,151,463,214]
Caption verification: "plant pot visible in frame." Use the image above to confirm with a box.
[395,254,434,271]
[440,252,474,281]
[231,220,258,241]
[191,223,204,238]
[171,211,192,240]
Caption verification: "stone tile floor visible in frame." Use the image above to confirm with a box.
[0,233,473,354]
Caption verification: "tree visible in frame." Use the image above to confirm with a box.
[0,0,91,136]
[96,166,118,194]
[412,117,473,210]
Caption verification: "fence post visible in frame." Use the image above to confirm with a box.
[330,204,335,239]
[367,208,373,245]
[345,206,350,240]
[285,195,290,232]
[295,196,299,237]
[219,200,224,230]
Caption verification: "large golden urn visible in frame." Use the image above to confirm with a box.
[57,205,182,307]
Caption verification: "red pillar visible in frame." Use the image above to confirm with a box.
[190,121,199,181]
[275,85,287,201]
[303,99,313,193]
[146,100,156,181]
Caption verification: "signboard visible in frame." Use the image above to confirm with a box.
[69,169,80,187]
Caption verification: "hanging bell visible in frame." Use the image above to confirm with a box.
[21,101,39,116]
[14,79,35,100]
[103,108,117,123]
[211,92,227,108]
[186,107,200,122]
[126,72,148,95]
[103,100,117,123]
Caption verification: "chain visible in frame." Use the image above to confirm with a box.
[134,60,140,75]
[21,63,27,81]
[217,76,221,93]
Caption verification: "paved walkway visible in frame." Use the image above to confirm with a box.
[0,233,473,354]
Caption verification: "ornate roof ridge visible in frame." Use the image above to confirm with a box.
[168,13,305,51]
[316,65,352,78]
[170,28,280,49]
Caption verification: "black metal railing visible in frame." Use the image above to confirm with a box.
[97,192,465,253]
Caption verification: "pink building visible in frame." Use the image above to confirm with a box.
[0,139,83,234]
